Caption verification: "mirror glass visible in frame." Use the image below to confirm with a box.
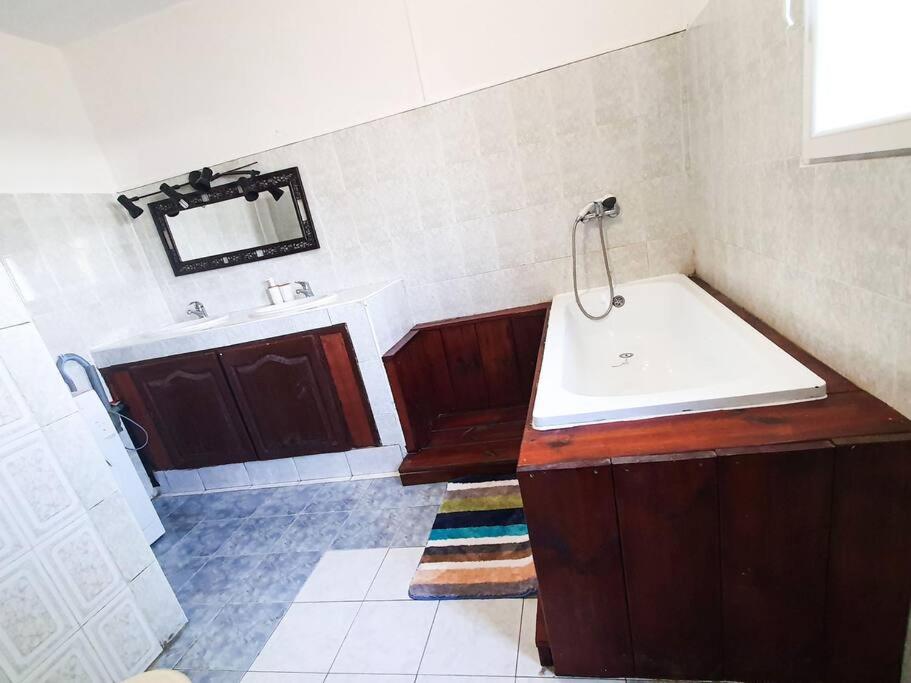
[150,167,320,276]
[169,190,302,260]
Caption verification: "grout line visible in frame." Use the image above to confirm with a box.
[362,546,392,600]
[515,598,526,677]
[325,596,368,676]
[169,601,229,670]
[414,598,442,677]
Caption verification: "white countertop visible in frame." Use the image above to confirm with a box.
[92,281,402,368]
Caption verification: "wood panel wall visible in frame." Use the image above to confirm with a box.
[383,303,547,454]
[826,435,911,683]
[718,442,834,682]
[613,453,722,680]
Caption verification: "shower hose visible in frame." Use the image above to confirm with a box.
[571,212,617,320]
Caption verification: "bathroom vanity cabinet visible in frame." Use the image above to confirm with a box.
[102,325,377,471]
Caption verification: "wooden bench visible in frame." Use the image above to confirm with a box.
[383,303,547,484]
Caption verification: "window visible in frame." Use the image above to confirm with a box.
[803,0,911,162]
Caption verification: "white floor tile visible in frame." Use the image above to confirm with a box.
[296,549,388,602]
[242,674,327,682]
[517,678,625,682]
[417,677,513,683]
[331,600,438,674]
[251,602,360,673]
[419,599,523,676]
[365,547,423,601]
[326,675,416,683]
[516,598,554,678]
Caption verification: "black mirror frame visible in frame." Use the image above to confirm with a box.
[149,166,319,277]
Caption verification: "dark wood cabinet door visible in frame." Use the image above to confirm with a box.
[519,467,633,678]
[718,442,833,682]
[613,453,722,680]
[218,334,350,459]
[826,435,911,683]
[128,352,255,469]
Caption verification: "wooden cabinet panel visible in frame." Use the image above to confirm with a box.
[509,311,547,396]
[717,442,833,682]
[128,352,254,469]
[826,435,911,683]
[102,367,175,471]
[475,318,522,407]
[613,454,722,680]
[440,324,488,411]
[419,329,457,415]
[219,334,350,460]
[319,331,378,448]
[519,467,632,678]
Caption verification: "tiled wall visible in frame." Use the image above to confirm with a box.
[0,194,172,367]
[128,33,693,328]
[0,268,184,680]
[685,0,911,418]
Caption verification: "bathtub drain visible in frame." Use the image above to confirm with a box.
[611,352,634,368]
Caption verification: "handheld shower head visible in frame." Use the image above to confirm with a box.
[577,194,620,222]
[571,192,623,320]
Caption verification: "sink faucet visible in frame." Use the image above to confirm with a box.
[296,281,314,298]
[187,301,208,319]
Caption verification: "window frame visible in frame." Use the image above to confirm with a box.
[802,0,911,163]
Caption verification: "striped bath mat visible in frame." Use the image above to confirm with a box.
[408,475,538,599]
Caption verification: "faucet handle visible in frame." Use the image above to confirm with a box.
[295,281,314,298]
[186,301,208,318]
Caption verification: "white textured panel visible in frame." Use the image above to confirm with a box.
[163,468,204,493]
[244,458,300,486]
[328,302,377,361]
[0,359,37,449]
[22,632,112,683]
[0,432,81,542]
[129,562,186,646]
[364,281,413,356]
[0,555,77,680]
[83,589,158,681]
[87,492,154,582]
[37,517,124,624]
[0,489,28,569]
[293,452,351,481]
[41,413,117,510]
[358,361,397,415]
[346,446,404,476]
[374,411,407,448]
[198,462,251,490]
[0,324,75,427]
[0,267,28,330]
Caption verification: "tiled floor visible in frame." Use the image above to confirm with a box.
[151,477,626,683]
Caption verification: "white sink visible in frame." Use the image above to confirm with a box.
[248,294,338,318]
[141,315,229,339]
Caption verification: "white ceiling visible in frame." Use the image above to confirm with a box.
[0,0,189,45]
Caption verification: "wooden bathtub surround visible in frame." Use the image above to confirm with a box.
[520,278,911,682]
[102,325,378,471]
[383,303,547,484]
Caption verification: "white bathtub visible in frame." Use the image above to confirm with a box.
[532,274,826,430]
